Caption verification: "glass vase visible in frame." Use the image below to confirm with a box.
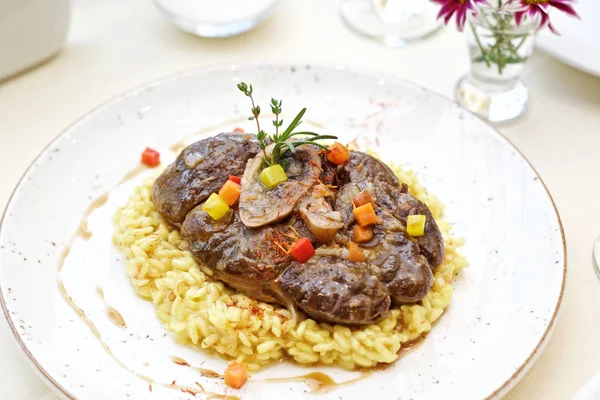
[340,0,442,47]
[455,6,537,123]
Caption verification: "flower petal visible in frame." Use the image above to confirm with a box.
[514,11,525,26]
[549,1,581,19]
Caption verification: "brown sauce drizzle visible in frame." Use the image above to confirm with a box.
[77,220,92,241]
[169,142,188,155]
[96,287,127,329]
[263,371,371,393]
[57,247,70,273]
[172,356,222,378]
[57,192,109,272]
[76,193,109,241]
[119,164,147,185]
[57,280,102,339]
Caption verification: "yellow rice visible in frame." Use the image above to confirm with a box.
[112,164,468,371]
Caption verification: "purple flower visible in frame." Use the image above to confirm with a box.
[507,0,580,34]
[432,0,489,31]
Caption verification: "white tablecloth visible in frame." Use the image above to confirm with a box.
[1,0,600,399]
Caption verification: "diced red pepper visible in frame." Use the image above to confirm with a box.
[141,147,160,167]
[289,238,315,263]
[233,127,245,133]
[229,175,242,185]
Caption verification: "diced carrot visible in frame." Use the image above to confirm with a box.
[352,190,374,208]
[353,225,373,243]
[224,361,248,389]
[348,241,366,262]
[141,147,160,167]
[326,142,350,165]
[233,127,245,133]
[289,238,315,263]
[229,175,242,185]
[218,180,242,206]
[353,203,378,227]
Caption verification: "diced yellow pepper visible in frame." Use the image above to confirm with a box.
[259,164,288,188]
[407,214,426,237]
[202,193,230,220]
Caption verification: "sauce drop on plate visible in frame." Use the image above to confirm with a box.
[263,371,371,393]
[96,287,127,329]
[171,356,222,378]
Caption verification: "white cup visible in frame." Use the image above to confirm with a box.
[0,0,71,82]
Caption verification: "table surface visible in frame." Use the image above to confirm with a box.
[1,0,600,399]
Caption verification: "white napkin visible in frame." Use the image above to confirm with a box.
[572,370,600,400]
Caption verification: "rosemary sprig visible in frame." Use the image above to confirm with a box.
[237,82,337,168]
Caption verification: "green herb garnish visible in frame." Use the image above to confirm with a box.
[237,82,337,168]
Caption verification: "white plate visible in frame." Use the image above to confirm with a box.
[0,64,565,400]
[537,0,600,77]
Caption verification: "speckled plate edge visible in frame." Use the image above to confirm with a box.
[0,62,567,400]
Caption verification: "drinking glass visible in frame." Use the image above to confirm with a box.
[152,0,279,38]
[340,0,442,47]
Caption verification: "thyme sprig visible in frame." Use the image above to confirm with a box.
[237,82,337,168]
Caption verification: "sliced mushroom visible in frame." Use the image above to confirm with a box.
[239,144,321,228]
[297,183,343,243]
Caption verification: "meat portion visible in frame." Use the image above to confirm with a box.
[182,206,295,303]
[277,257,391,325]
[337,151,445,269]
[338,151,400,188]
[393,193,445,268]
[183,199,390,324]
[152,133,259,225]
[364,210,433,303]
[154,136,446,326]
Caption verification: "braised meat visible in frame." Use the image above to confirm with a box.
[152,133,260,225]
[278,257,391,325]
[154,133,445,325]
[337,152,444,268]
[182,206,300,303]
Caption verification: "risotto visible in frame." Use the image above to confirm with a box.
[113,164,467,371]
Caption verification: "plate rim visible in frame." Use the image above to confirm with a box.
[0,62,567,400]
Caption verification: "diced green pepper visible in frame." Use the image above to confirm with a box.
[259,164,288,188]
[407,214,426,237]
[202,193,230,220]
